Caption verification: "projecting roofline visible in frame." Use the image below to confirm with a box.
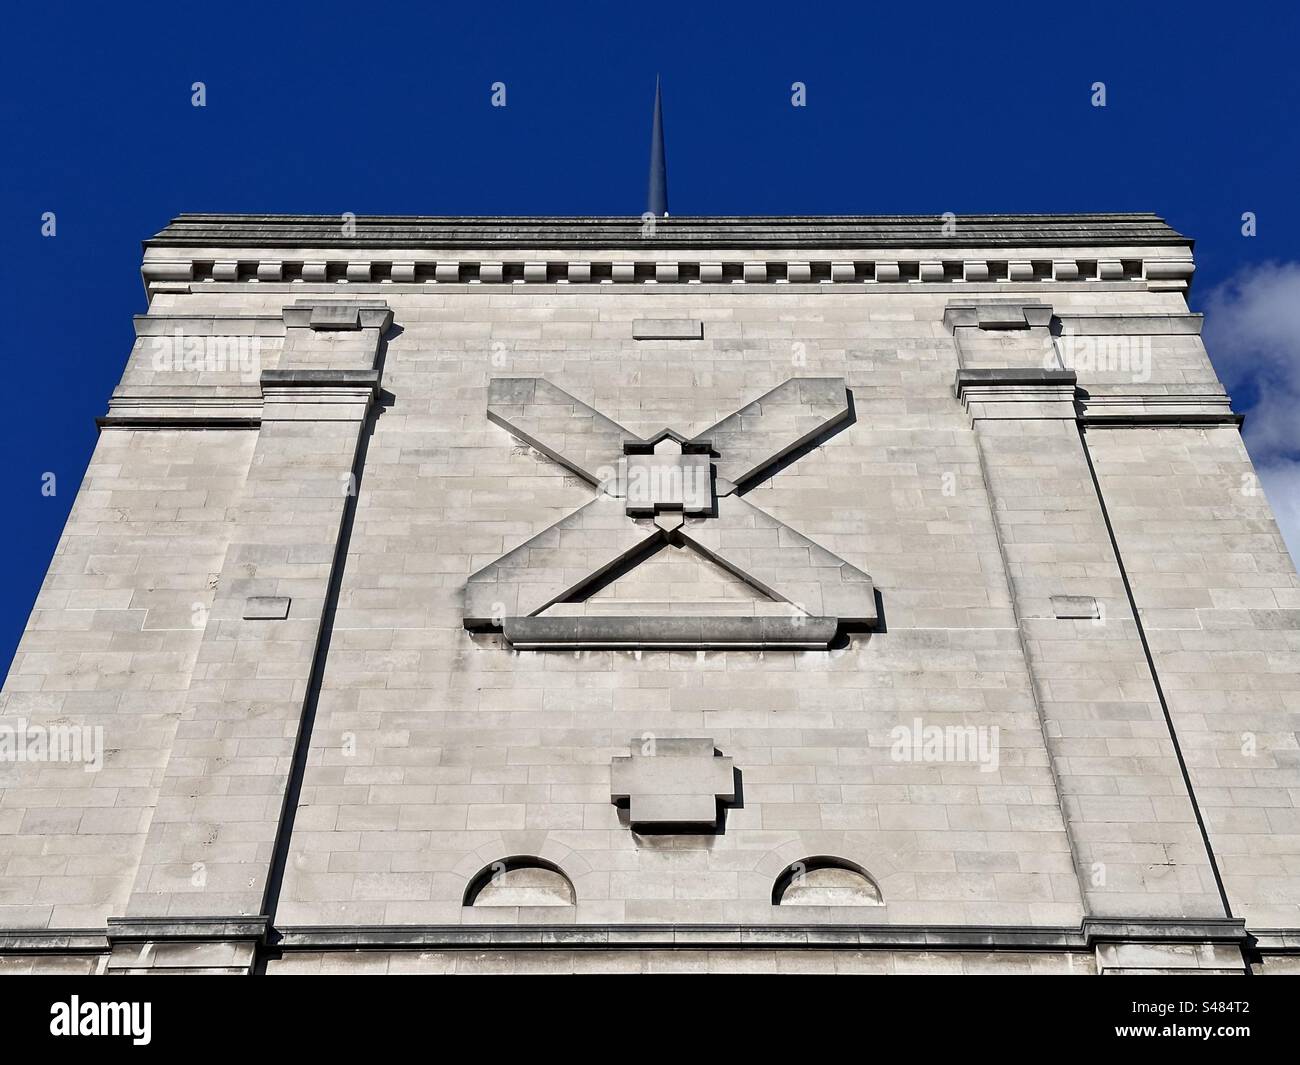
[147,212,1192,251]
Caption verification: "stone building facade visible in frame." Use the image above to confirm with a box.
[2,214,1298,974]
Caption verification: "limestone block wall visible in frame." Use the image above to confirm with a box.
[2,216,1297,975]
[0,428,255,927]
[1089,425,1300,929]
[267,282,1086,927]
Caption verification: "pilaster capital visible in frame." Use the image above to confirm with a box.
[264,300,393,414]
[281,299,393,334]
[943,301,1054,333]
[954,368,1078,421]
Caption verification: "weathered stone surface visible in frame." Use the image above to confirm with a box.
[502,614,839,649]
[632,318,703,340]
[486,377,629,486]
[2,212,1295,975]
[472,375,872,647]
[1049,594,1100,620]
[464,496,661,625]
[697,377,851,488]
[243,595,292,620]
[620,440,712,516]
[610,738,735,829]
[681,494,876,624]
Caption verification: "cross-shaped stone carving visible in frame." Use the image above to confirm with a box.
[464,376,876,649]
[610,737,736,830]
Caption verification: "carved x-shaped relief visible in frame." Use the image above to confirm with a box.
[464,377,876,649]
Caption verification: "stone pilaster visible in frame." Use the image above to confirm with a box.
[113,300,391,972]
[948,302,1229,928]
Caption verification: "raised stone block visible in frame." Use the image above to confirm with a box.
[243,595,291,620]
[631,318,703,340]
[620,437,712,516]
[308,303,361,330]
[978,305,1031,330]
[486,377,629,485]
[696,377,851,487]
[610,738,735,830]
[502,614,839,650]
[1144,259,1195,281]
[1051,594,1100,619]
[1145,258,1196,291]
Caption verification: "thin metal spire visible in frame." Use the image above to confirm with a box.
[647,75,669,217]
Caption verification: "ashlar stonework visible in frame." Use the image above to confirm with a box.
[1,214,1297,975]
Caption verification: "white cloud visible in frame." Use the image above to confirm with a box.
[1257,461,1300,566]
[1202,261,1300,566]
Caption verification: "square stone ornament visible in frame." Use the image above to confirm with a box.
[610,738,736,830]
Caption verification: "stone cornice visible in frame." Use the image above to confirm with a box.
[955,368,1078,390]
[1055,311,1204,335]
[953,373,1240,427]
[260,368,381,388]
[0,917,1264,957]
[0,929,110,953]
[98,397,263,428]
[272,916,1248,953]
[142,255,1194,291]
[140,213,1198,295]
[106,916,270,943]
[1077,392,1241,425]
[146,212,1191,250]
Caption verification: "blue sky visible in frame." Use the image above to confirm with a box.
[2,1,1298,676]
